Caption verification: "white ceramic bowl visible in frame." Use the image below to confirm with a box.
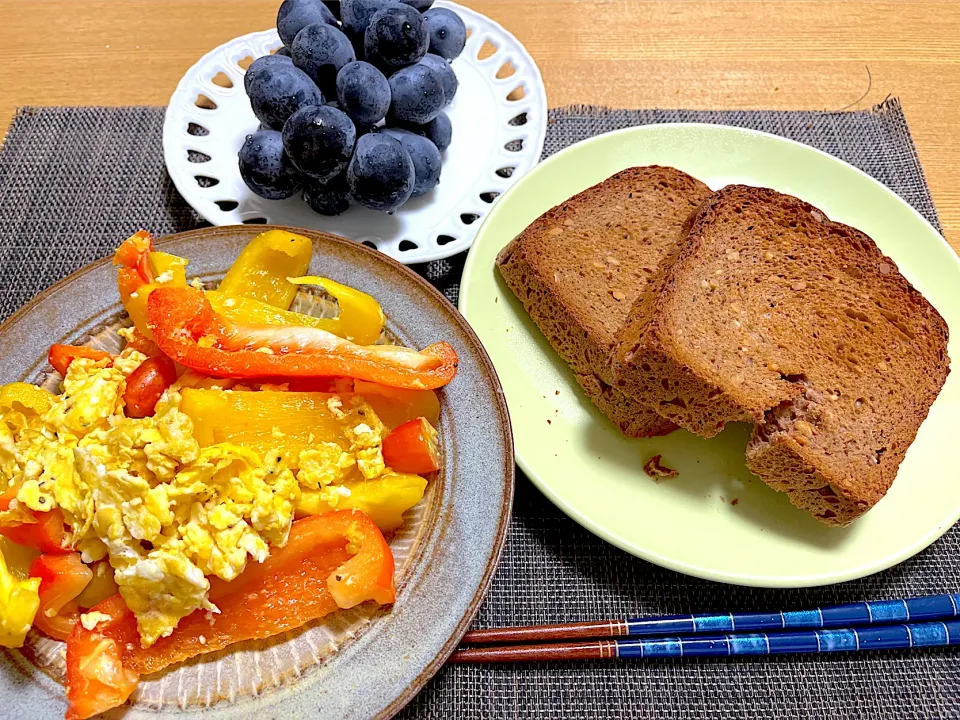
[163,1,547,264]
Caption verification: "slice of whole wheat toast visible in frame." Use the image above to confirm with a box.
[612,184,950,524]
[496,166,712,438]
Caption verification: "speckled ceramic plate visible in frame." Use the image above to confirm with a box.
[460,123,960,588]
[0,226,513,719]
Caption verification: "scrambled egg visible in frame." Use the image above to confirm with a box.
[0,350,301,647]
[0,349,399,648]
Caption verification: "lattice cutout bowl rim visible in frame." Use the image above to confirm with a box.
[163,1,547,264]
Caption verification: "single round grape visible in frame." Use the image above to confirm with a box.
[381,128,441,196]
[247,63,323,130]
[303,173,351,215]
[364,2,429,69]
[244,54,294,95]
[291,23,356,97]
[423,7,466,61]
[387,64,444,124]
[336,61,391,126]
[347,133,415,212]
[238,130,302,199]
[397,110,451,152]
[277,0,338,47]
[282,104,357,182]
[418,53,457,106]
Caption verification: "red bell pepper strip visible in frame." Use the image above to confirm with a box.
[0,507,70,554]
[30,552,92,641]
[48,345,115,377]
[146,285,458,390]
[65,607,138,720]
[65,510,394,719]
[382,417,442,474]
[112,230,154,288]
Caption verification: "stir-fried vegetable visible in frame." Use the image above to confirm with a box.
[288,276,385,345]
[30,553,92,640]
[382,418,442,474]
[122,355,177,418]
[48,346,114,377]
[216,228,312,309]
[148,286,458,390]
[0,225,456,719]
[298,472,428,531]
[0,547,40,648]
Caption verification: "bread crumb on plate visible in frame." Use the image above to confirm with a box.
[643,455,679,480]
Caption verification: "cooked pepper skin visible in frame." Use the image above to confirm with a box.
[48,346,114,377]
[382,418,441,474]
[0,508,69,554]
[298,473,428,531]
[180,388,361,465]
[0,547,40,649]
[147,286,458,390]
[289,276,385,345]
[113,231,188,340]
[122,355,177,418]
[29,552,92,641]
[217,229,312,309]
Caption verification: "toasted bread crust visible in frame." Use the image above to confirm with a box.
[613,184,950,524]
[496,166,710,438]
[574,372,677,438]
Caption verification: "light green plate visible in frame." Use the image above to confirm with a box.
[459,123,960,588]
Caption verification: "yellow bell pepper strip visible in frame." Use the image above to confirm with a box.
[207,290,337,331]
[288,276,385,345]
[208,274,386,346]
[74,561,119,610]
[65,511,394,719]
[148,286,459,390]
[216,229,312,310]
[147,251,188,285]
[180,387,372,467]
[298,473,428,532]
[354,379,440,429]
[0,381,54,416]
[0,538,40,580]
[113,231,188,340]
[0,545,40,648]
[113,231,156,338]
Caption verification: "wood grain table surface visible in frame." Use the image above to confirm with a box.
[1,1,958,247]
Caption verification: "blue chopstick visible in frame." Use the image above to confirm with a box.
[616,618,960,658]
[461,593,960,645]
[625,593,960,637]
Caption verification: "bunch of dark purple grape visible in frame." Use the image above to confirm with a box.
[239,0,466,215]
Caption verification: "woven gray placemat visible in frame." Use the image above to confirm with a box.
[0,98,956,719]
